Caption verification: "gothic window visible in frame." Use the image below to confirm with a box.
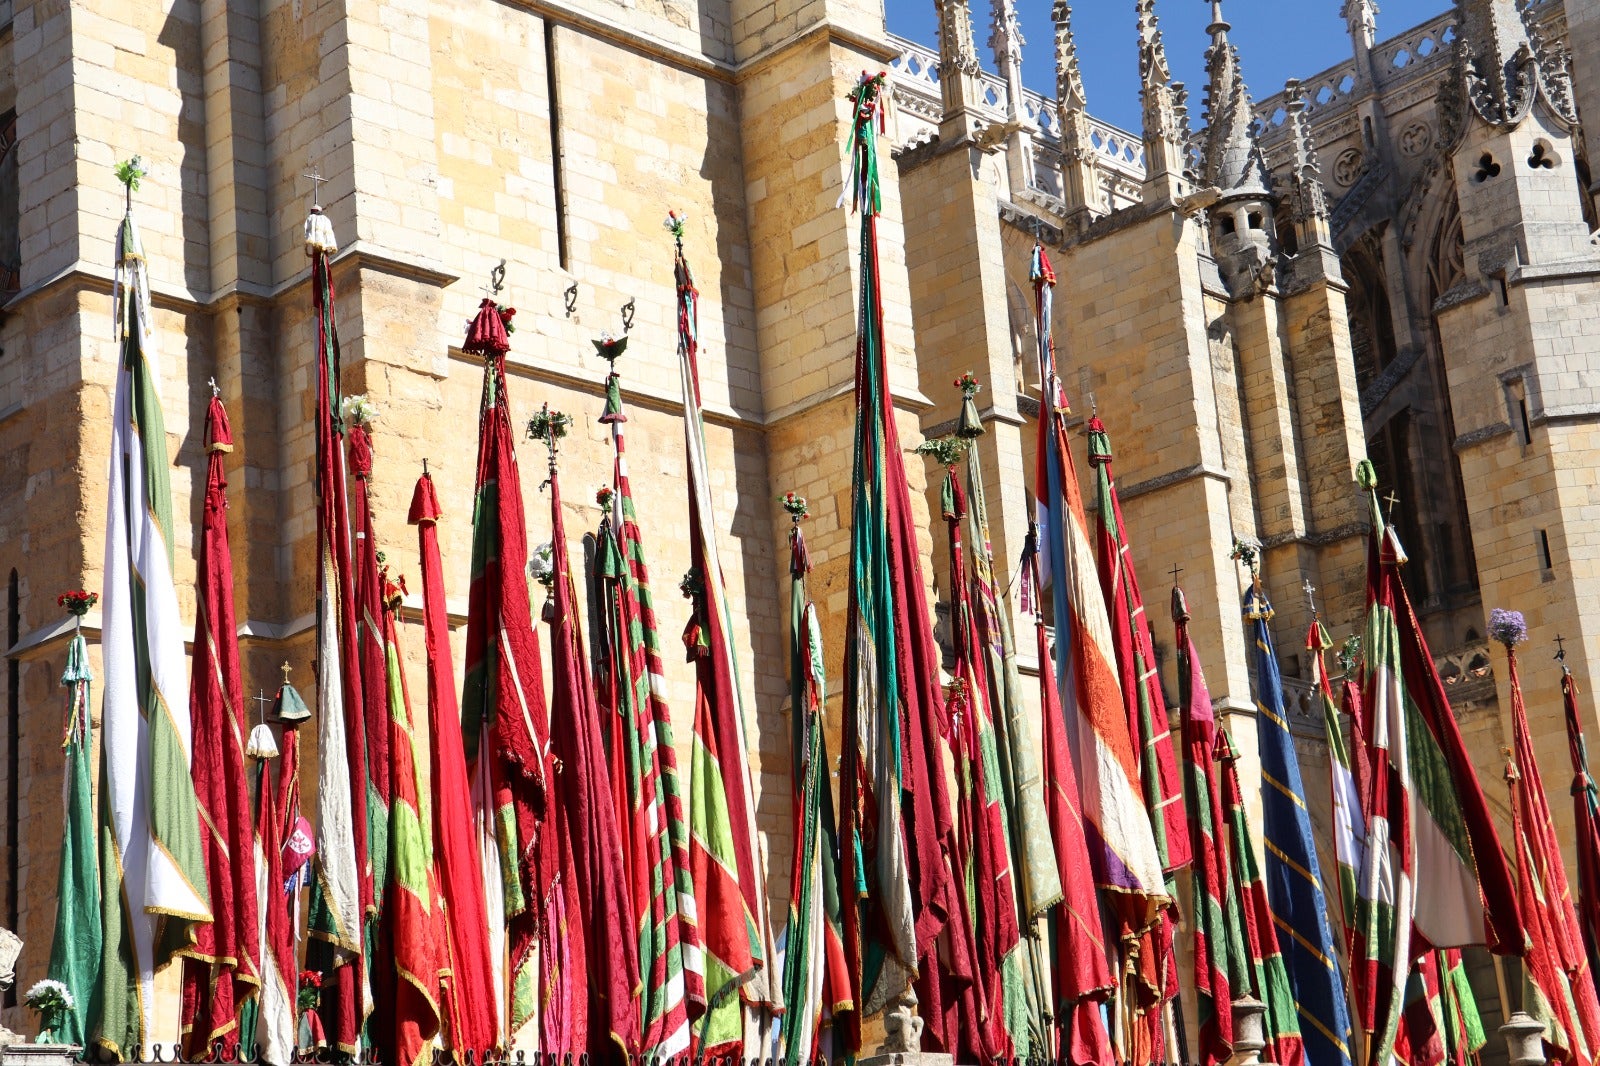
[1340,229,1398,394]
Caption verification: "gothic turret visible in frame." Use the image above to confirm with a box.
[1200,0,1274,296]
[1053,0,1100,221]
[1137,0,1189,203]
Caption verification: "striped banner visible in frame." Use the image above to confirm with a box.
[596,361,698,1058]
[93,210,211,1057]
[675,228,777,1055]
[1029,245,1166,949]
[1246,579,1352,1066]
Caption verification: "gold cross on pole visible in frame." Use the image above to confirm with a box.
[280,659,293,685]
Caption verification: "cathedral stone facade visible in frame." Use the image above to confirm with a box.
[0,0,1595,1048]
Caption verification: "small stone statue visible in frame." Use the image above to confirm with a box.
[881,990,925,1054]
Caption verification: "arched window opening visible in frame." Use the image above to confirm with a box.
[1340,229,1399,393]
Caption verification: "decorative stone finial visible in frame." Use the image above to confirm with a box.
[936,0,985,135]
[1137,0,1188,193]
[1052,0,1100,218]
[1200,0,1271,199]
[989,0,1024,101]
[1052,0,1085,113]
[1283,79,1330,227]
[1342,0,1379,51]
[1455,0,1577,128]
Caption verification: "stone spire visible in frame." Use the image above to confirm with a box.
[1342,0,1379,85]
[937,0,986,140]
[990,0,1025,120]
[1283,80,1332,245]
[1054,0,1100,219]
[1137,0,1189,200]
[1454,0,1578,129]
[990,0,1035,197]
[1200,0,1270,199]
[1342,0,1378,51]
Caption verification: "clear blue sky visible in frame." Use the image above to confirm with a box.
[884,0,1451,132]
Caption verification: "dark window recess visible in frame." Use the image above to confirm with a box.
[1539,529,1554,571]
[1474,153,1501,182]
[1518,395,1533,444]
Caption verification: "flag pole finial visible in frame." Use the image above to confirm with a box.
[280,660,292,684]
[1303,578,1318,618]
[251,689,271,725]
[1383,489,1400,518]
[1555,634,1567,662]
[302,167,327,212]
[1169,563,1183,585]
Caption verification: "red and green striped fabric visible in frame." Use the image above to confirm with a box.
[460,300,549,1043]
[348,415,392,1052]
[1174,586,1241,1066]
[1086,417,1190,876]
[1505,642,1600,1063]
[1438,950,1485,1066]
[1021,531,1115,1065]
[544,460,641,1057]
[1355,467,1522,1066]
[937,461,1017,1063]
[675,230,777,1054]
[1312,620,1363,959]
[378,573,442,1066]
[1217,728,1305,1066]
[595,363,699,1058]
[962,436,1057,1060]
[778,514,852,1065]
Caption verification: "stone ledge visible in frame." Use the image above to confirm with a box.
[1,243,459,320]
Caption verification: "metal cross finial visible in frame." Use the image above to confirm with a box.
[303,167,328,210]
[1556,634,1568,663]
[1169,563,1183,585]
[251,688,272,725]
[1383,489,1400,517]
[1303,578,1318,617]
[422,457,430,476]
[280,660,293,685]
[208,376,220,398]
